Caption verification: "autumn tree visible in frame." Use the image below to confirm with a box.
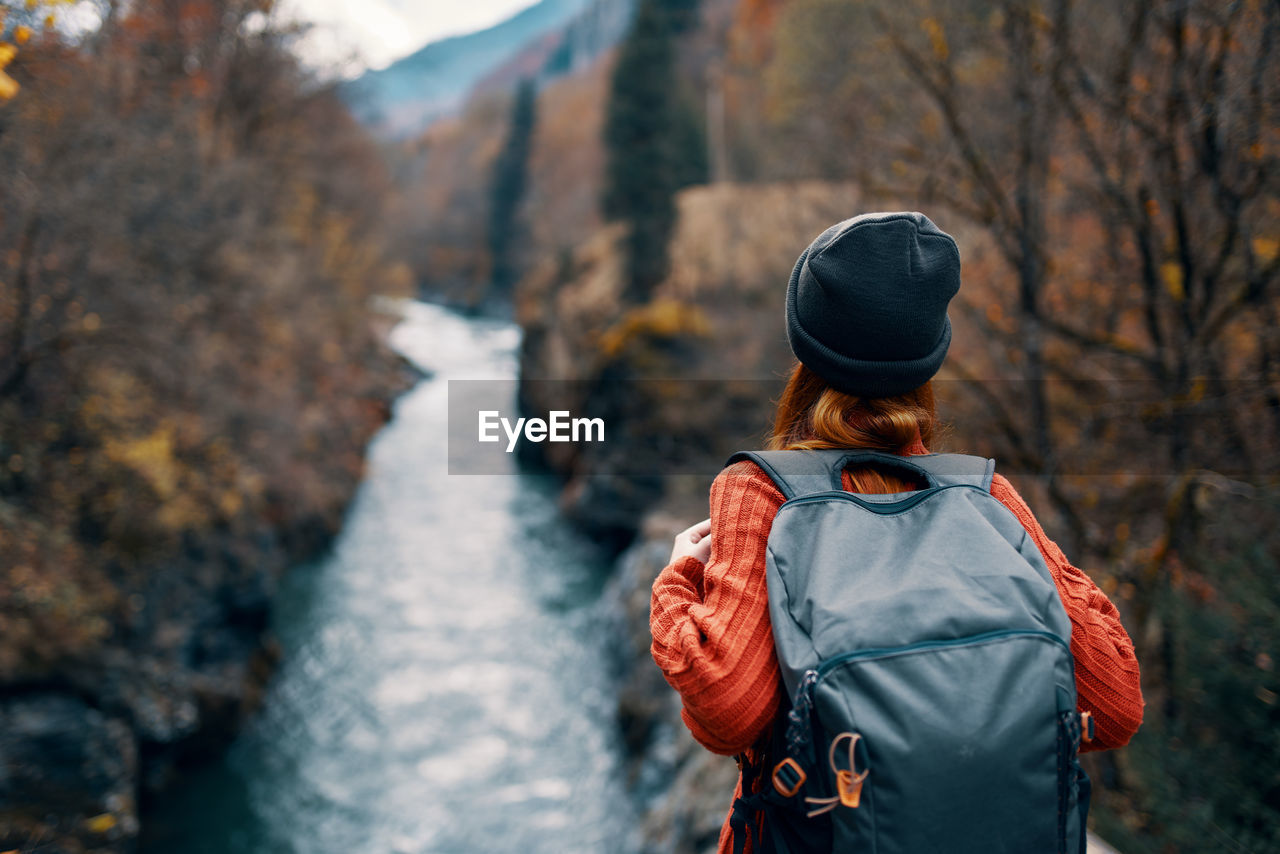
[0,1,406,846]
[602,0,708,301]
[487,77,538,296]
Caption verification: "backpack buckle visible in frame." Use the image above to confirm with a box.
[1080,711,1095,743]
[771,757,807,797]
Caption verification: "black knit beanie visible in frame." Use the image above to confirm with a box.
[785,211,961,398]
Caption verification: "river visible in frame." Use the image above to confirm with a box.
[142,300,639,853]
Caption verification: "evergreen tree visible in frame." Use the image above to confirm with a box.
[487,77,538,296]
[602,0,707,302]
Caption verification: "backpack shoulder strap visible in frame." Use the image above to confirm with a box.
[724,449,994,500]
[725,450,841,500]
[897,452,996,490]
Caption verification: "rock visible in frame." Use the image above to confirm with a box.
[603,524,742,854]
[0,429,381,852]
[640,744,738,854]
[0,693,139,853]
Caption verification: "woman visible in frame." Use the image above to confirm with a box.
[649,212,1144,853]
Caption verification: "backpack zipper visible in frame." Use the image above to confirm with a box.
[814,628,1070,680]
[781,483,987,516]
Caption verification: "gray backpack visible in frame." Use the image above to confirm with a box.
[724,449,1092,854]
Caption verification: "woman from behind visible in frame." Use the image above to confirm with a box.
[649,212,1144,853]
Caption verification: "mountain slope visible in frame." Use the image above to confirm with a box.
[344,0,591,138]
[471,0,637,100]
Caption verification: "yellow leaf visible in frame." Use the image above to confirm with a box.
[85,813,117,833]
[1253,236,1278,264]
[14,26,31,45]
[1161,261,1184,300]
[218,489,243,517]
[104,425,180,498]
[597,300,710,358]
[0,70,18,101]
[0,43,16,69]
[921,17,949,61]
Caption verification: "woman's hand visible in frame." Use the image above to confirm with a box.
[670,518,712,565]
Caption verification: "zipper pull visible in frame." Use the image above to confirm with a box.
[837,768,865,808]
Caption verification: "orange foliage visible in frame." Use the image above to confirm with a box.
[0,0,408,699]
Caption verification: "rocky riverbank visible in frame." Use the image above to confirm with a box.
[0,326,415,854]
[604,520,739,854]
[0,9,422,850]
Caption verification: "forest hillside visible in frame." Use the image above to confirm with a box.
[0,2,412,849]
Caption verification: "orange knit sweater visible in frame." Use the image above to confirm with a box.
[649,446,1144,854]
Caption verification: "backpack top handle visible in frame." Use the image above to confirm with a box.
[724,448,995,500]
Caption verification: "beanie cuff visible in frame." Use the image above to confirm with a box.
[785,246,951,398]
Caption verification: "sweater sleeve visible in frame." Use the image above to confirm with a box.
[649,460,786,756]
[989,473,1145,751]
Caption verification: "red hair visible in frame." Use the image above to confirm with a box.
[766,362,938,493]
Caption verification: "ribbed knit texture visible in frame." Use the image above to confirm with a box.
[649,448,1144,854]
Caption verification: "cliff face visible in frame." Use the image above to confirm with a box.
[514,180,862,543]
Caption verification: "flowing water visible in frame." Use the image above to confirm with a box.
[143,301,638,854]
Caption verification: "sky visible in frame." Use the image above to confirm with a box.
[281,0,541,77]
